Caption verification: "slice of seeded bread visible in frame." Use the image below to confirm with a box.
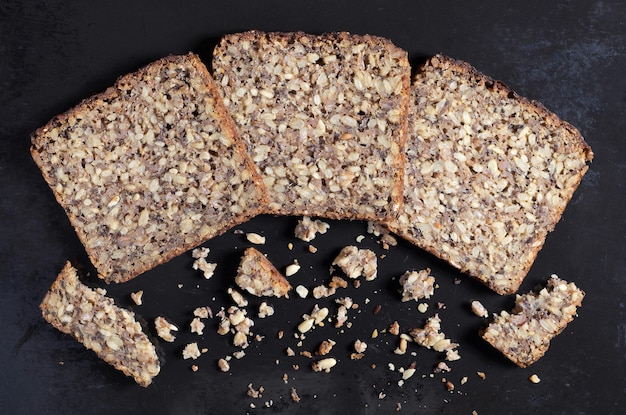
[31,54,268,283]
[235,247,292,298]
[481,275,584,367]
[40,262,160,387]
[386,55,593,295]
[212,31,410,220]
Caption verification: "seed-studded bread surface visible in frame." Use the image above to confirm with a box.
[31,54,268,283]
[212,31,410,220]
[235,247,292,298]
[386,55,593,295]
[40,262,160,387]
[481,275,584,367]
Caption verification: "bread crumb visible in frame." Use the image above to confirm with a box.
[312,284,336,299]
[192,248,217,279]
[354,339,368,354]
[332,246,377,280]
[190,317,205,335]
[247,383,264,398]
[435,361,451,373]
[529,374,541,383]
[182,342,201,360]
[317,339,336,356]
[193,306,212,319]
[258,301,274,318]
[399,269,436,302]
[389,321,400,336]
[329,276,348,289]
[191,365,198,372]
[218,358,230,372]
[290,387,301,403]
[409,314,460,361]
[311,357,337,373]
[130,290,143,306]
[477,371,486,380]
[228,287,248,307]
[155,316,178,342]
[294,216,330,241]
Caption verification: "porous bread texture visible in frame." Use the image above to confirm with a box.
[31,54,268,283]
[235,247,292,298]
[481,275,584,367]
[40,262,160,387]
[212,30,410,220]
[387,55,593,295]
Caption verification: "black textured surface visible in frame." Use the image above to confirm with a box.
[1,1,624,414]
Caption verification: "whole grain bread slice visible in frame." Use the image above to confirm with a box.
[212,31,410,221]
[31,54,268,283]
[40,262,161,387]
[481,275,584,367]
[386,55,593,295]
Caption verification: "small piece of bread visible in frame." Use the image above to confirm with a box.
[294,216,330,242]
[31,54,268,283]
[399,268,436,302]
[212,31,410,220]
[387,55,593,294]
[40,262,160,387]
[332,246,377,281]
[235,247,292,298]
[481,275,584,368]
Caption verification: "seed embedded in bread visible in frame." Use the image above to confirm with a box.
[386,54,593,295]
[39,262,160,387]
[481,275,584,368]
[212,31,410,220]
[30,54,268,283]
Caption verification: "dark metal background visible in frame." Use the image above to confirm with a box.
[1,1,624,414]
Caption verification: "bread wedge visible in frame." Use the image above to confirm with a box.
[40,262,160,386]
